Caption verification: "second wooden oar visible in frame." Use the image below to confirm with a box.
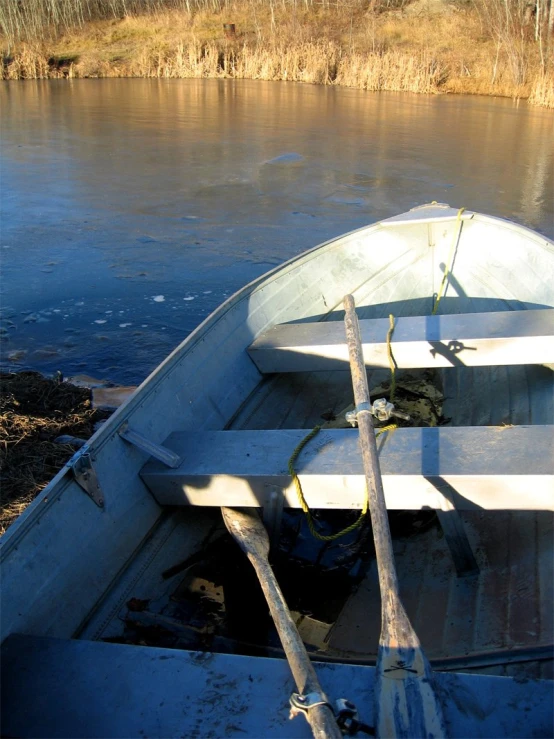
[221,506,343,739]
[343,294,447,739]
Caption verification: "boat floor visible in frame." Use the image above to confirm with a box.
[79,503,553,681]
[328,510,553,679]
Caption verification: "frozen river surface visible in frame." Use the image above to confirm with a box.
[1,79,553,384]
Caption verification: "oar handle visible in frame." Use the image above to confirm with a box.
[250,556,343,739]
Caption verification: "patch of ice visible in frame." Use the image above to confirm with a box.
[152,295,165,303]
[8,349,26,360]
[119,323,132,328]
[94,320,107,324]
[266,153,303,164]
[183,297,195,301]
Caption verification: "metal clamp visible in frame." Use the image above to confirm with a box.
[290,693,374,735]
[345,401,370,427]
[372,398,395,422]
[290,691,332,713]
[346,398,410,426]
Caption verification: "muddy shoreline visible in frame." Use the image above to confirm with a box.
[0,370,118,534]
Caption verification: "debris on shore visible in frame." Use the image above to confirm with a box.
[0,371,113,535]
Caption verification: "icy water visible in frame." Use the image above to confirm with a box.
[1,79,553,385]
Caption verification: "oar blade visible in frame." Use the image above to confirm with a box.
[221,507,270,560]
[376,645,447,739]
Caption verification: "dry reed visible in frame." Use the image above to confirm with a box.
[335,50,446,93]
[2,43,52,79]
[528,71,554,107]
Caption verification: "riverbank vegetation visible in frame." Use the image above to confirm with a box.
[1,0,553,105]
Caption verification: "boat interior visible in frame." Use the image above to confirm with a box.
[2,205,553,737]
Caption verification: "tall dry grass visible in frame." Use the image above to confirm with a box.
[2,43,52,78]
[335,50,445,93]
[2,2,553,106]
[1,37,447,94]
[126,39,442,92]
[528,70,554,106]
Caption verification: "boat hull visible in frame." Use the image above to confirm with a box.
[1,204,553,737]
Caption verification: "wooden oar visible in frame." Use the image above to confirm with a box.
[343,294,447,739]
[221,507,343,739]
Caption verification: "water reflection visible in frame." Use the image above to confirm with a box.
[1,79,552,384]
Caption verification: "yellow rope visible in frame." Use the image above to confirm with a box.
[386,314,397,403]
[289,424,396,542]
[432,207,465,316]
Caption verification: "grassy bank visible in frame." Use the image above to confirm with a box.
[2,3,553,105]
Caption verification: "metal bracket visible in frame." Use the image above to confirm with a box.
[346,399,410,426]
[118,423,182,468]
[72,452,105,508]
[290,693,374,735]
[290,691,331,713]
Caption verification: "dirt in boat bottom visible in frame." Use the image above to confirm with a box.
[116,369,447,659]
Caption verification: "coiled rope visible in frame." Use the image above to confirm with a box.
[288,423,397,542]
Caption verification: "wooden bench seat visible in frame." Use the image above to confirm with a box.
[247,309,554,373]
[140,425,553,511]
